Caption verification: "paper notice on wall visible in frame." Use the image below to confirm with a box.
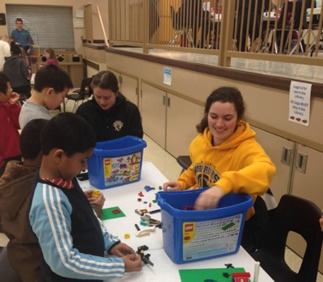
[163,67,172,86]
[289,81,311,126]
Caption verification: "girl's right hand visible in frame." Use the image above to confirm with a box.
[162,181,182,191]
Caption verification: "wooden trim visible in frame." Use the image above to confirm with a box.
[105,47,323,98]
[108,67,138,81]
[82,43,105,50]
[83,58,100,70]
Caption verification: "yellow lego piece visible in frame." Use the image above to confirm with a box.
[91,189,101,199]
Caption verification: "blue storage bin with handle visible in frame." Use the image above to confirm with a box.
[157,188,253,264]
[87,136,147,189]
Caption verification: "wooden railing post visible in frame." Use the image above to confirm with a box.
[218,0,236,67]
[143,0,149,54]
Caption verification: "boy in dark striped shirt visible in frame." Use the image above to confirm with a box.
[29,113,142,281]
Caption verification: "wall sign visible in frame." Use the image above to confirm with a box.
[163,67,172,86]
[289,81,312,126]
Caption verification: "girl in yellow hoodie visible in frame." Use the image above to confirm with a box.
[163,87,276,221]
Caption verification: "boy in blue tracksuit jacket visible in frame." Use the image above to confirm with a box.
[29,113,142,281]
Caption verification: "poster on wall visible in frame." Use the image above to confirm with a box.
[163,67,172,86]
[289,81,311,126]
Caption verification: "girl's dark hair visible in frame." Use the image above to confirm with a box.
[91,71,119,93]
[0,72,9,95]
[40,113,96,157]
[196,87,245,133]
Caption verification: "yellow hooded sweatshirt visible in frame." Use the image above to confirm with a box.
[177,121,276,219]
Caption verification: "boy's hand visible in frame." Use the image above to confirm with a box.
[9,92,20,105]
[122,254,142,272]
[110,242,136,257]
[163,181,182,191]
[84,190,105,208]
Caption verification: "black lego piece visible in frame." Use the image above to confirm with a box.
[137,245,154,266]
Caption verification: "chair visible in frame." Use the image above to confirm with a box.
[176,155,191,174]
[169,6,194,47]
[169,0,211,48]
[64,77,93,113]
[251,194,322,282]
[273,0,316,54]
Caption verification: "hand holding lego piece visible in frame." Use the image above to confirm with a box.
[122,254,143,272]
[84,189,105,208]
[110,242,135,257]
[162,181,182,191]
[194,185,224,210]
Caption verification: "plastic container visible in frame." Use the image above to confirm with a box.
[87,136,147,189]
[157,188,253,264]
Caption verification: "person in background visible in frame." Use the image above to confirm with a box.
[0,35,11,71]
[18,64,73,129]
[235,0,270,52]
[163,87,276,251]
[3,43,31,100]
[320,212,323,232]
[29,113,142,280]
[0,72,21,177]
[76,71,143,142]
[11,18,34,55]
[44,47,58,66]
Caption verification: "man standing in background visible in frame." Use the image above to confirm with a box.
[11,18,34,55]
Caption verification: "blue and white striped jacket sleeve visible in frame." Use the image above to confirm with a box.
[29,182,125,280]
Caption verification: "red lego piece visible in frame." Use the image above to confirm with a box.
[231,272,251,282]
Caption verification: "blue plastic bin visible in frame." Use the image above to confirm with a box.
[157,188,253,264]
[87,136,147,189]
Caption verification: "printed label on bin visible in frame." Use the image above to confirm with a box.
[182,214,242,261]
[102,152,142,186]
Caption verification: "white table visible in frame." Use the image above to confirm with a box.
[80,161,274,282]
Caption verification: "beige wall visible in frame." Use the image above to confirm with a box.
[0,0,108,53]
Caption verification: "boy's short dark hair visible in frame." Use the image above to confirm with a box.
[10,43,22,55]
[0,72,9,95]
[16,18,23,23]
[20,119,49,160]
[34,65,73,93]
[40,113,96,157]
